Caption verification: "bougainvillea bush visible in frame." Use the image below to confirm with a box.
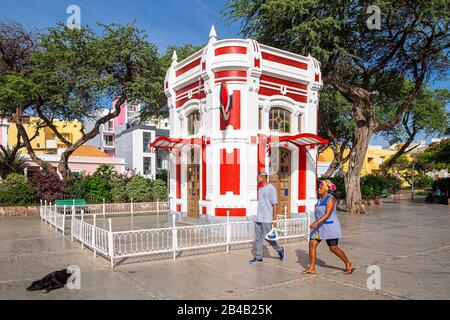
[29,172,65,203]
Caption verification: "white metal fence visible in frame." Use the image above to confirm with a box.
[54,199,169,217]
[39,201,310,269]
[40,200,66,233]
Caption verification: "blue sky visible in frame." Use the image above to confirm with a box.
[0,0,239,53]
[0,0,448,146]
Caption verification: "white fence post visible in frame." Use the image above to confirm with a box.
[62,205,66,235]
[172,213,177,261]
[226,210,230,253]
[40,199,43,220]
[44,200,47,224]
[103,198,106,218]
[284,205,287,241]
[108,218,114,269]
[130,198,134,229]
[156,199,160,227]
[71,207,74,243]
[93,214,97,259]
[81,209,84,250]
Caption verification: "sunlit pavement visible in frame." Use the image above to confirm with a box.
[0,198,448,300]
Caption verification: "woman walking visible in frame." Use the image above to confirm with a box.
[302,180,353,275]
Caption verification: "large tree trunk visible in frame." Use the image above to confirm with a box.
[345,124,371,214]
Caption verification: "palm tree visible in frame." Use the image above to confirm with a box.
[0,145,28,179]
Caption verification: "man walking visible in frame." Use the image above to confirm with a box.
[249,171,285,264]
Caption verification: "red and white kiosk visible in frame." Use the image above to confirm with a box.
[151,26,328,221]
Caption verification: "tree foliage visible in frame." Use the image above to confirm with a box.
[416,138,450,171]
[0,173,36,206]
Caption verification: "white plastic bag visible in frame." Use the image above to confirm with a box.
[265,227,279,241]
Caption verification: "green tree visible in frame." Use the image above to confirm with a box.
[1,22,164,179]
[381,86,450,169]
[0,22,52,172]
[380,154,415,186]
[224,1,449,214]
[416,138,450,171]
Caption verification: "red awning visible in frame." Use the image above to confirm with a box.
[150,136,208,151]
[264,133,328,148]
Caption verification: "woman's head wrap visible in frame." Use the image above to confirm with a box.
[319,180,336,191]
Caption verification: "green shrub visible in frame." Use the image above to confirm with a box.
[0,173,36,206]
[65,175,89,200]
[152,179,167,201]
[111,178,129,203]
[85,174,112,204]
[360,174,386,199]
[126,175,152,202]
[383,175,402,194]
[415,175,434,189]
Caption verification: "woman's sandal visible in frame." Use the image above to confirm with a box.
[301,270,316,275]
[343,268,355,275]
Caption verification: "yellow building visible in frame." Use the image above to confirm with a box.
[318,145,401,176]
[6,116,83,154]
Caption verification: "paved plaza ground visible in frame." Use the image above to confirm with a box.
[0,198,448,300]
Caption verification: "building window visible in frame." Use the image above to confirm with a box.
[143,157,151,175]
[143,132,152,153]
[104,134,114,147]
[187,110,201,135]
[269,107,291,133]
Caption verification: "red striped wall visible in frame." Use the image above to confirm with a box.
[220,149,240,195]
[215,208,246,217]
[298,147,307,212]
[261,51,308,70]
[215,46,247,56]
[175,57,201,77]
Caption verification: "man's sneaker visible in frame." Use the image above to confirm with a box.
[279,247,285,261]
[249,257,263,264]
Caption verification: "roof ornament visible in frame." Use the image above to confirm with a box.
[171,50,178,66]
[209,25,217,43]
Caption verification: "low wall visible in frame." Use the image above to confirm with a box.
[0,206,39,217]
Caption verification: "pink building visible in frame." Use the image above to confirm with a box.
[25,145,125,176]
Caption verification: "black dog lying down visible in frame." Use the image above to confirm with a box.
[26,269,72,293]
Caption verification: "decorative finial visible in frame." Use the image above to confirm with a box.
[209,25,217,43]
[171,50,178,65]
